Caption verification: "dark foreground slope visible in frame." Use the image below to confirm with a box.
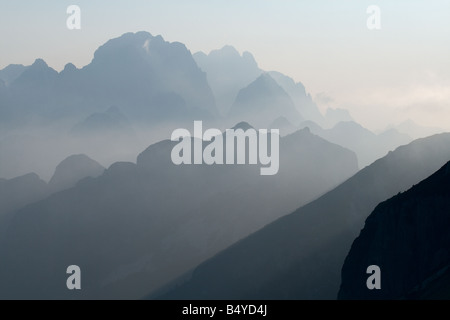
[161,133,450,300]
[339,161,450,299]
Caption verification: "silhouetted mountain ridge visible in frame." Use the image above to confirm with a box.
[160,133,450,300]
[1,32,218,128]
[299,120,412,167]
[0,64,28,85]
[268,71,324,126]
[229,73,303,127]
[339,160,450,299]
[49,154,105,193]
[0,126,358,299]
[194,46,262,115]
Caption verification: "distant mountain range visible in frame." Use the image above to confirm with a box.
[70,106,134,137]
[0,125,358,299]
[0,30,448,301]
[194,46,262,116]
[389,119,444,140]
[0,154,104,216]
[0,173,48,220]
[0,32,217,130]
[0,154,104,239]
[268,71,325,127]
[160,133,450,300]
[324,108,353,128]
[229,73,303,128]
[48,154,105,193]
[0,64,28,85]
[339,160,450,299]
[0,32,333,181]
[300,121,412,168]
[0,33,329,133]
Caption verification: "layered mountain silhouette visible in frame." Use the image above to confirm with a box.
[339,161,450,299]
[0,64,28,85]
[71,106,134,137]
[193,46,325,125]
[0,132,65,180]
[13,59,58,88]
[1,154,104,219]
[1,29,446,302]
[270,117,297,136]
[73,32,217,121]
[0,173,49,246]
[0,173,48,220]
[160,133,450,300]
[0,32,222,179]
[48,154,105,193]
[324,108,353,128]
[1,32,217,129]
[0,126,357,299]
[0,154,103,243]
[194,46,262,115]
[392,119,444,140]
[69,106,139,160]
[268,71,325,126]
[299,121,412,168]
[229,73,303,128]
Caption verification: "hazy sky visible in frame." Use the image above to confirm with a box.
[1,0,449,131]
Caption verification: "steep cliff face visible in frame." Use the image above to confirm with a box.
[339,161,450,299]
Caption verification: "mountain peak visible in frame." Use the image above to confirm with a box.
[230,72,303,127]
[271,116,294,128]
[0,63,26,71]
[231,121,254,131]
[0,64,28,85]
[91,31,156,63]
[193,45,261,115]
[62,63,77,73]
[256,72,275,83]
[49,154,105,192]
[242,51,256,62]
[11,58,57,86]
[241,73,283,94]
[31,58,49,69]
[301,126,311,134]
[217,45,240,56]
[207,46,257,66]
[325,108,353,127]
